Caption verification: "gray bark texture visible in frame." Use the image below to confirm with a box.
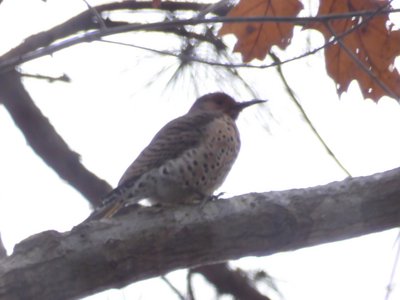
[1,167,399,300]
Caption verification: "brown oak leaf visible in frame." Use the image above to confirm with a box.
[307,0,400,101]
[219,0,303,62]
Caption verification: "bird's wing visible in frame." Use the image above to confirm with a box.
[85,112,221,222]
[118,111,220,185]
[84,111,221,222]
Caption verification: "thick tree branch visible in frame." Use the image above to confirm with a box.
[0,71,111,205]
[1,167,399,300]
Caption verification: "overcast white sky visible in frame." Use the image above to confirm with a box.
[1,1,400,299]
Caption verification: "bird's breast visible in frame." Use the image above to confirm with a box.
[150,115,241,203]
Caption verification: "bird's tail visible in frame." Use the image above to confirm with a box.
[84,199,125,222]
[83,185,128,222]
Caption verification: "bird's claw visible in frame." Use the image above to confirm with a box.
[209,192,225,201]
[200,192,225,207]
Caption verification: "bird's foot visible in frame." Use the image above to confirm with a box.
[209,192,225,201]
[200,192,225,207]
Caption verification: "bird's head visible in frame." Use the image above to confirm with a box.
[189,92,266,120]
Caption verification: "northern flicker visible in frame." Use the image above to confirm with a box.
[87,92,265,220]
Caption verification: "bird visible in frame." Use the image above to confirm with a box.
[86,92,265,221]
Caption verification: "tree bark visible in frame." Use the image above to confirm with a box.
[0,167,399,300]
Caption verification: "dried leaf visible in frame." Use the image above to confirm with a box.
[219,0,303,62]
[308,0,400,101]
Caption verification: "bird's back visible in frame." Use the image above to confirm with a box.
[117,110,240,204]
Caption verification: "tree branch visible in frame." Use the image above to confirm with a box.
[193,263,271,300]
[1,7,399,73]
[0,234,6,259]
[1,167,399,300]
[269,51,351,176]
[0,71,111,205]
[0,1,217,73]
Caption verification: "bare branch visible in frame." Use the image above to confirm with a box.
[269,51,351,177]
[18,71,71,83]
[0,234,6,259]
[0,1,216,73]
[1,8,399,74]
[0,71,111,205]
[197,0,233,19]
[82,0,107,29]
[1,167,399,300]
[186,271,195,300]
[161,276,185,300]
[385,232,400,300]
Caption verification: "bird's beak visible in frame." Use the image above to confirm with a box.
[236,99,267,111]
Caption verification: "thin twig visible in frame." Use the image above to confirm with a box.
[384,231,400,300]
[82,0,107,29]
[161,276,185,300]
[0,9,399,74]
[197,0,232,19]
[186,270,195,300]
[269,51,352,177]
[18,71,71,83]
[97,3,383,73]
